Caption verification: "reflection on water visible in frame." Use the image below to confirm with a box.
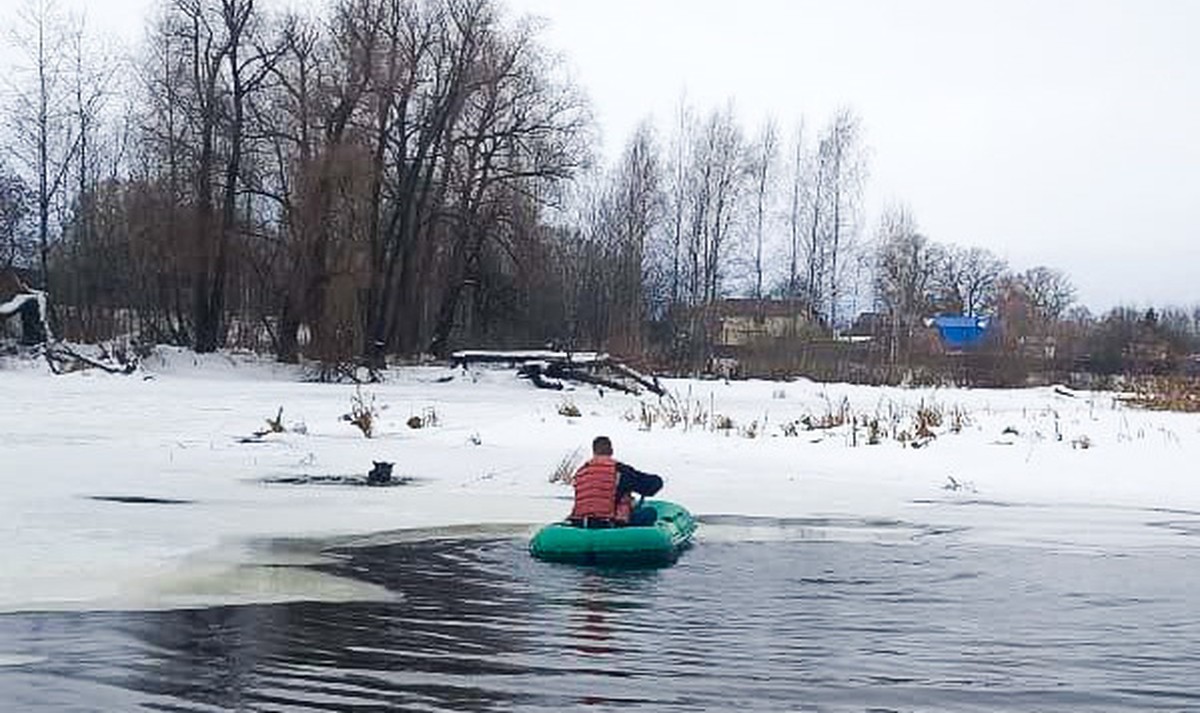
[4,515,1200,712]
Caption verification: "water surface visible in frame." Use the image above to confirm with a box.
[4,511,1200,712]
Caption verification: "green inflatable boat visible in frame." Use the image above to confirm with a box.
[529,499,697,566]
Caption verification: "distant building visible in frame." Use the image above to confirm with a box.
[711,298,815,347]
[1018,335,1057,360]
[845,311,887,340]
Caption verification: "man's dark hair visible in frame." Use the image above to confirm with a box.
[592,436,613,456]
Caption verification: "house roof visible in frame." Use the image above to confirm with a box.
[712,298,811,318]
[928,314,991,349]
[930,315,990,330]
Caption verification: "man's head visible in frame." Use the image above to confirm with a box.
[592,435,613,456]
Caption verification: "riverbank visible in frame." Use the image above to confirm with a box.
[3,346,1197,611]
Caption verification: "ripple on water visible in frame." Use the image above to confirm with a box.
[0,655,47,667]
[697,513,953,544]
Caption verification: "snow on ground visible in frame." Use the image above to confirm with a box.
[2,346,1198,612]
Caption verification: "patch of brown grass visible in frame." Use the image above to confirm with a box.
[1122,377,1200,412]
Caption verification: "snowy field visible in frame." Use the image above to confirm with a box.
[3,347,1198,613]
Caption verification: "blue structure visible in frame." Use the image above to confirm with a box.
[929,315,991,350]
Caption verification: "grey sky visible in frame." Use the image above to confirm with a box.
[14,0,1200,311]
[505,0,1200,312]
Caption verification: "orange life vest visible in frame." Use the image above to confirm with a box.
[570,456,633,524]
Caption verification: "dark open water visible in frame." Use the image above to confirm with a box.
[3,515,1200,712]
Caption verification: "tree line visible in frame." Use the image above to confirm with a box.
[3,0,591,368]
[1,0,1197,381]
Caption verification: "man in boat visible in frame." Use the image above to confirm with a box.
[569,436,663,528]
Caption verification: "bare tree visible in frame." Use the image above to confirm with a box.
[0,164,32,268]
[43,11,126,344]
[799,123,827,314]
[1019,265,1076,327]
[605,119,661,352]
[664,97,694,306]
[677,105,750,365]
[149,0,282,352]
[934,245,1007,316]
[749,118,778,300]
[66,17,116,251]
[256,6,378,362]
[260,12,326,362]
[817,108,865,332]
[122,4,202,343]
[421,5,589,355]
[3,0,80,284]
[784,119,810,300]
[356,0,479,362]
[697,105,747,307]
[566,179,612,349]
[873,204,939,366]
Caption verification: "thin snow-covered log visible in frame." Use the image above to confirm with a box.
[452,349,605,366]
[0,290,51,345]
[0,292,37,316]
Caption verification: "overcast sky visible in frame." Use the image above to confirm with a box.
[13,0,1200,312]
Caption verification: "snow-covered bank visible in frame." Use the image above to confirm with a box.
[3,347,1198,612]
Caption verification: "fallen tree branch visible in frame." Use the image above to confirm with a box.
[606,360,665,396]
[44,342,138,376]
[517,361,565,390]
[542,361,637,395]
[453,349,663,396]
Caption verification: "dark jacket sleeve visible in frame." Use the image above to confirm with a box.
[616,462,663,497]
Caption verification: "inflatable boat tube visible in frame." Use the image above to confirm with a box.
[529,499,696,566]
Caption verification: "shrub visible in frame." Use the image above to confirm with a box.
[265,407,285,434]
[345,386,377,438]
[550,448,583,484]
[740,420,759,439]
[866,417,883,445]
[915,400,942,429]
[948,406,970,433]
[638,402,654,431]
[406,406,440,429]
